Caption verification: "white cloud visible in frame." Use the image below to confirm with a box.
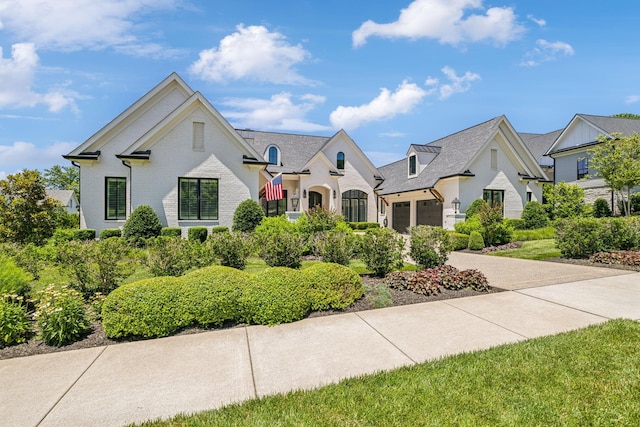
[379,131,407,138]
[625,95,640,105]
[189,24,313,85]
[527,14,546,27]
[425,66,481,99]
[0,0,180,55]
[0,140,76,171]
[330,81,426,131]
[220,92,329,132]
[0,43,77,112]
[521,39,574,66]
[352,0,525,47]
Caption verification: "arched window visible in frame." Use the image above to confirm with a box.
[342,190,367,222]
[267,146,279,165]
[337,151,345,170]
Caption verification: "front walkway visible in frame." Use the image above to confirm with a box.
[1,254,639,427]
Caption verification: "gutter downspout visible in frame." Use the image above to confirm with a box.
[121,160,132,217]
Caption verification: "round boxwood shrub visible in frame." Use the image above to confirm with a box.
[465,199,487,218]
[449,232,469,251]
[122,205,162,244]
[302,262,364,310]
[593,198,612,218]
[160,227,182,237]
[99,228,121,239]
[188,226,208,243]
[233,199,265,233]
[521,201,549,229]
[239,267,311,325]
[468,230,485,250]
[72,229,96,241]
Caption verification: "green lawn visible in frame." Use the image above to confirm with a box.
[489,239,562,260]
[138,319,640,426]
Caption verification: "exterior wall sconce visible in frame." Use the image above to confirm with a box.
[291,192,299,211]
[333,190,336,199]
[302,189,307,198]
[452,197,461,214]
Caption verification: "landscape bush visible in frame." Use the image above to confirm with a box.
[504,218,526,230]
[35,285,90,346]
[556,216,640,258]
[0,255,31,298]
[511,227,556,242]
[160,227,182,237]
[521,201,549,229]
[99,228,121,239]
[206,231,253,270]
[601,217,640,251]
[436,265,464,290]
[386,266,489,295]
[254,216,305,268]
[593,198,612,218]
[449,232,469,251]
[3,243,44,280]
[543,182,589,220]
[146,236,195,277]
[464,198,486,218]
[357,227,405,276]
[303,262,364,310]
[210,226,229,234]
[0,296,31,347]
[72,229,96,241]
[297,207,344,235]
[456,269,490,291]
[122,205,162,245]
[347,222,380,230]
[311,222,357,266]
[239,267,311,325]
[49,228,75,244]
[478,203,513,246]
[453,216,484,236]
[589,250,640,267]
[409,225,453,269]
[188,226,208,243]
[468,231,485,250]
[232,199,265,233]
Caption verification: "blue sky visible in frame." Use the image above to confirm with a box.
[1,0,639,178]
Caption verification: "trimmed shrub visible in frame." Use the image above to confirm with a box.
[504,218,526,230]
[50,228,75,245]
[122,205,162,245]
[593,198,612,218]
[0,256,31,298]
[211,226,229,234]
[454,216,484,236]
[232,199,264,233]
[409,225,453,269]
[521,201,549,229]
[478,203,513,246]
[72,229,96,241]
[254,216,305,268]
[35,285,90,346]
[146,236,194,277]
[556,217,604,258]
[347,222,380,230]
[357,227,405,276]
[298,207,344,234]
[468,231,485,250]
[99,228,121,239]
[188,226,208,243]
[239,268,311,325]
[601,217,640,251]
[311,223,357,266]
[160,227,182,237]
[303,262,364,310]
[449,232,470,251]
[465,199,487,218]
[207,231,253,270]
[0,296,31,347]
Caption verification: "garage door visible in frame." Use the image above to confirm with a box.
[416,199,442,227]
[392,202,410,233]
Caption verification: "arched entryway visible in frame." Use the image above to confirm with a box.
[308,191,323,210]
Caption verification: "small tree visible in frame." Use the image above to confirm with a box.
[589,133,640,216]
[357,228,405,276]
[543,182,588,220]
[232,199,265,233]
[409,225,453,269]
[593,198,612,218]
[477,203,513,246]
[122,205,162,244]
[521,201,549,229]
[44,165,80,201]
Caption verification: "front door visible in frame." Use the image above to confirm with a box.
[308,191,323,210]
[392,201,410,233]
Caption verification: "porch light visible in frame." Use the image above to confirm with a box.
[333,190,337,199]
[452,197,460,214]
[303,189,307,198]
[291,192,300,211]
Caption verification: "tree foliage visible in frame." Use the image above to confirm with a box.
[611,113,640,120]
[0,170,58,245]
[589,133,640,216]
[44,165,80,200]
[543,182,588,220]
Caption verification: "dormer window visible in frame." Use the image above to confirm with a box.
[267,146,279,165]
[337,151,345,170]
[408,154,417,176]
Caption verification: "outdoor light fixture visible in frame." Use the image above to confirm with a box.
[303,189,307,198]
[452,197,460,214]
[291,192,299,211]
[333,190,337,199]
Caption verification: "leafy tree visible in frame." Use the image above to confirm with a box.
[589,133,640,216]
[0,170,58,245]
[611,113,640,120]
[543,182,588,220]
[44,165,80,200]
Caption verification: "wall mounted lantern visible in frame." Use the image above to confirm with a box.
[452,197,461,214]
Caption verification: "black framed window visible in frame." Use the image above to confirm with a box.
[337,151,345,170]
[342,190,367,222]
[577,157,589,179]
[408,155,417,176]
[261,190,288,217]
[105,177,126,220]
[179,178,218,220]
[483,189,504,214]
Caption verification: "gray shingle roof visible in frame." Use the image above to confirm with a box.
[578,114,640,137]
[236,129,330,174]
[377,116,503,195]
[519,129,562,167]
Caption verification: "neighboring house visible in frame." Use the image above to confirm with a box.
[376,116,548,232]
[63,73,382,235]
[545,114,640,209]
[238,129,382,223]
[519,129,562,182]
[45,189,79,214]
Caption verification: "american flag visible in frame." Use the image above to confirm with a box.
[264,173,284,201]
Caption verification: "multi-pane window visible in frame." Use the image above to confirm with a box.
[337,152,345,169]
[408,155,417,176]
[179,178,218,220]
[261,190,288,217]
[577,157,589,179]
[105,177,126,220]
[342,190,367,222]
[483,189,504,214]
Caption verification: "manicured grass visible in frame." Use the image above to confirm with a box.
[489,239,562,260]
[511,226,556,242]
[139,319,640,426]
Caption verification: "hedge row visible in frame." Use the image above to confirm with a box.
[102,262,364,338]
[556,216,640,258]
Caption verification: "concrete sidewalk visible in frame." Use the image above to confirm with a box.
[1,256,639,427]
